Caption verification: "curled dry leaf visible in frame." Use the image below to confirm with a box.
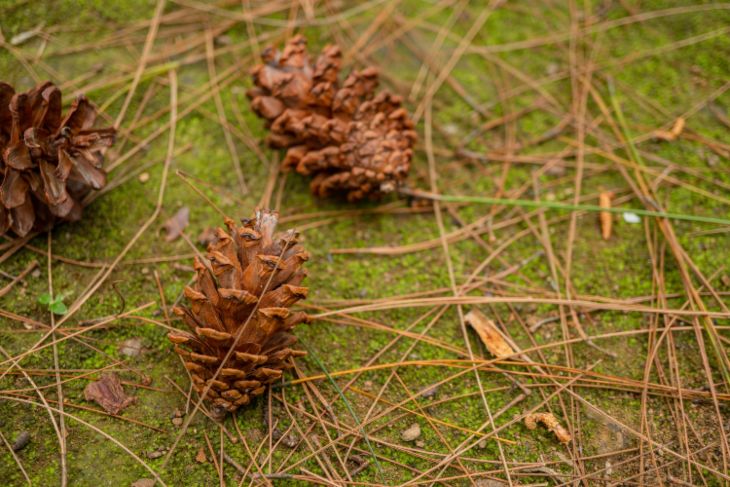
[524,412,572,444]
[163,206,189,242]
[465,309,514,359]
[652,117,685,141]
[83,372,136,415]
[598,191,613,240]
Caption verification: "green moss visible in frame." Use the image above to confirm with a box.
[1,0,729,484]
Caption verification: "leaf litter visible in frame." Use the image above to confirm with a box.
[83,373,136,415]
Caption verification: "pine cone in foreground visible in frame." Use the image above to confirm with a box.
[168,210,309,417]
[248,35,417,201]
[0,81,115,237]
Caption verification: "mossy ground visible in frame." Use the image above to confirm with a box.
[1,0,729,485]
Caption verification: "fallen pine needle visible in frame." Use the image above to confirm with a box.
[524,412,572,444]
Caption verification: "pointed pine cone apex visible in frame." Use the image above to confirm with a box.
[0,81,116,237]
[248,35,417,201]
[168,209,309,418]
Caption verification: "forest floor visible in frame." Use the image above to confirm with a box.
[1,0,730,485]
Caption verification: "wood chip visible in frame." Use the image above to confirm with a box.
[524,412,571,444]
[83,373,136,415]
[163,206,190,242]
[465,309,514,359]
[598,191,613,240]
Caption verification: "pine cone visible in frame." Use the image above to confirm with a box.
[0,81,115,237]
[168,210,309,418]
[248,35,417,201]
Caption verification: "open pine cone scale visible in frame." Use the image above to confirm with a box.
[169,210,309,417]
[0,81,115,236]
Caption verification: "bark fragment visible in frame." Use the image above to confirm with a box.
[465,309,514,359]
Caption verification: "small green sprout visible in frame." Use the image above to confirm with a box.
[38,292,69,315]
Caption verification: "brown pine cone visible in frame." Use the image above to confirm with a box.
[0,81,115,237]
[248,35,417,201]
[168,209,309,418]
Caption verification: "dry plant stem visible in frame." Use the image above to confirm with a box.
[392,371,476,481]
[0,346,64,443]
[231,414,270,485]
[609,89,730,471]
[412,1,502,122]
[313,295,730,320]
[0,259,37,297]
[283,351,730,402]
[204,28,248,194]
[565,388,730,481]
[408,0,467,101]
[0,395,166,485]
[401,363,595,487]
[47,232,67,487]
[114,0,166,129]
[424,103,513,484]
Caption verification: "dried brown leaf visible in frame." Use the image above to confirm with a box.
[599,191,613,240]
[83,372,136,415]
[524,412,571,444]
[163,206,189,242]
[465,309,514,358]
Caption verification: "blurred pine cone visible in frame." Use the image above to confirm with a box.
[0,81,115,237]
[168,210,309,418]
[248,35,417,201]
